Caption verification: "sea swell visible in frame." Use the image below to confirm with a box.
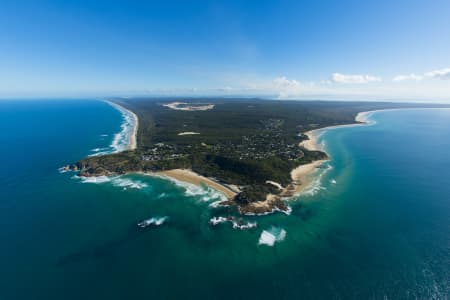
[108,101,137,152]
[73,175,148,190]
[158,175,228,203]
[86,101,137,157]
[298,163,333,197]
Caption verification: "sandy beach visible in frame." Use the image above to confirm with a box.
[299,130,322,151]
[299,109,379,153]
[104,104,381,213]
[106,100,139,151]
[158,169,237,199]
[289,159,328,193]
[156,109,380,207]
[128,110,138,150]
[291,109,379,196]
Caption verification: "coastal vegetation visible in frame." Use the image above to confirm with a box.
[74,98,449,213]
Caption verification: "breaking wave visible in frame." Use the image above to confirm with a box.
[299,163,333,197]
[209,200,230,208]
[73,175,148,190]
[242,205,292,216]
[86,102,137,158]
[108,102,136,153]
[111,178,148,190]
[209,216,257,230]
[79,102,137,159]
[258,226,286,246]
[162,176,227,203]
[87,147,111,157]
[258,227,286,246]
[58,167,69,173]
[137,216,168,228]
[75,175,111,184]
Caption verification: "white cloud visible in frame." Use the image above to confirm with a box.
[392,74,423,82]
[331,73,382,84]
[233,71,450,101]
[272,76,302,98]
[236,76,303,98]
[424,68,450,80]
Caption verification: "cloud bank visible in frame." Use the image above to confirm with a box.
[424,68,450,80]
[273,76,302,98]
[393,68,450,82]
[331,73,382,84]
[393,74,423,82]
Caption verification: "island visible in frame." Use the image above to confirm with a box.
[68,98,449,214]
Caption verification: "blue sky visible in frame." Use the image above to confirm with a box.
[1,0,449,100]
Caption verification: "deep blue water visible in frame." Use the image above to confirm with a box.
[0,101,449,299]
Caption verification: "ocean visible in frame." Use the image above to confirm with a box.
[1,100,449,299]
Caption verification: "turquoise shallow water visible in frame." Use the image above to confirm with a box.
[0,101,449,299]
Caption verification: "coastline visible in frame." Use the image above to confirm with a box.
[156,169,238,199]
[83,105,377,215]
[105,104,377,213]
[290,109,380,196]
[96,101,236,201]
[300,109,378,153]
[105,100,138,151]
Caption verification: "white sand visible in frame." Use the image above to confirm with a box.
[158,169,237,199]
[163,102,214,111]
[128,110,138,150]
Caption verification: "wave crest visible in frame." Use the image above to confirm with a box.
[162,176,227,202]
[258,227,286,246]
[74,175,148,190]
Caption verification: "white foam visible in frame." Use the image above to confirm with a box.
[90,147,109,152]
[299,163,333,196]
[138,216,168,227]
[209,200,229,208]
[87,150,111,157]
[209,216,257,230]
[87,147,111,157]
[330,179,337,184]
[241,205,292,216]
[88,102,137,157]
[232,221,257,230]
[58,167,69,173]
[209,216,228,225]
[152,216,168,226]
[162,176,227,203]
[157,192,167,198]
[74,175,148,190]
[108,102,137,153]
[258,227,286,246]
[77,175,111,184]
[355,110,378,125]
[111,177,148,189]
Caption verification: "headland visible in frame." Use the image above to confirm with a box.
[68,99,450,215]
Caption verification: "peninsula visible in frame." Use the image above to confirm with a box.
[70,99,448,214]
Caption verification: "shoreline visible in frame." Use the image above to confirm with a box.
[156,169,238,199]
[105,100,138,151]
[74,106,450,215]
[104,105,378,214]
[300,109,380,152]
[290,109,382,196]
[91,106,378,214]
[83,105,379,214]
